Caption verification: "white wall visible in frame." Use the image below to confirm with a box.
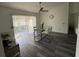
[40,3,69,34]
[70,3,79,57]
[68,14,74,28]
[69,3,79,35]
[76,16,79,57]
[0,6,37,56]
[69,2,79,14]
[74,15,78,34]
[0,36,5,56]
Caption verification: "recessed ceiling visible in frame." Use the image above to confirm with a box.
[0,2,66,13]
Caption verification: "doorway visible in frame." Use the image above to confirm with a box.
[12,15,36,56]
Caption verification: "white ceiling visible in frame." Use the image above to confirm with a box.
[0,2,66,13]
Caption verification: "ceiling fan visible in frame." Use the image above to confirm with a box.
[39,2,48,12]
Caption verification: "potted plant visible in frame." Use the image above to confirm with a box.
[1,33,12,47]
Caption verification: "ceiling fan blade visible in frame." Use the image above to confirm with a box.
[39,2,48,12]
[40,7,43,11]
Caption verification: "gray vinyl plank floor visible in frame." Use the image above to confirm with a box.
[15,31,77,57]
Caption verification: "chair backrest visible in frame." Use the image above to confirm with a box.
[48,26,52,33]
